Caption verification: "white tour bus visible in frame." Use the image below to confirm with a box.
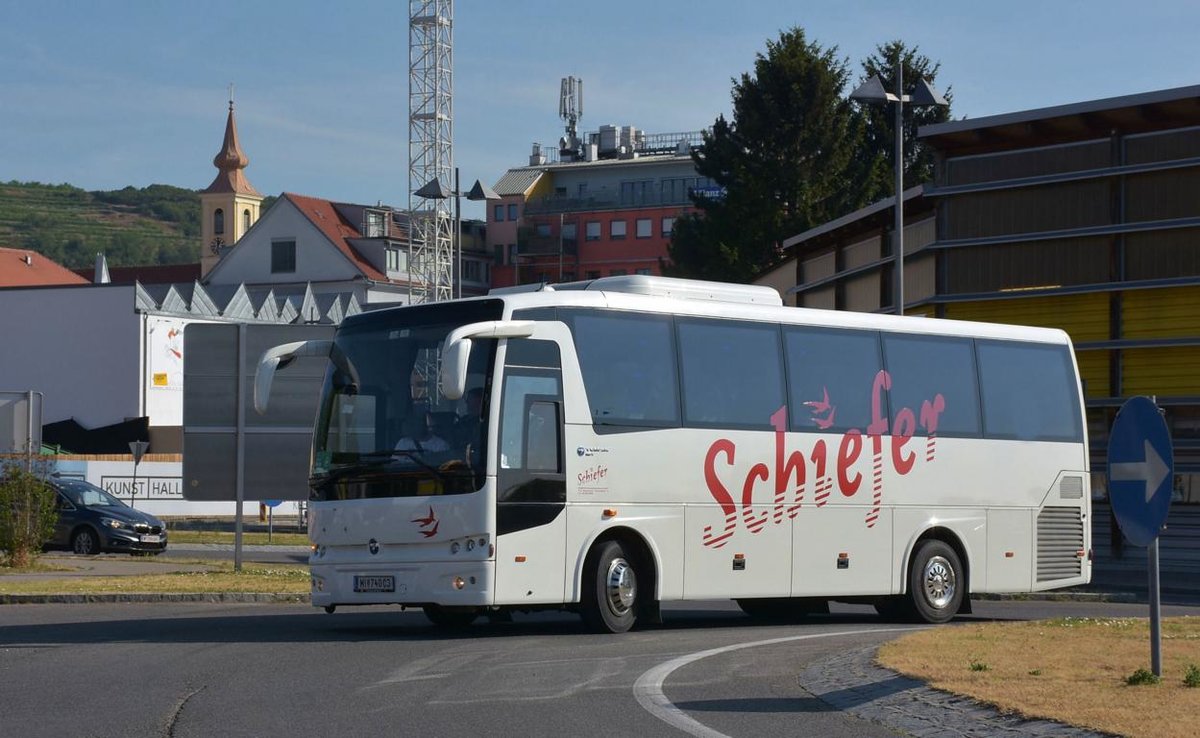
[255,275,1090,632]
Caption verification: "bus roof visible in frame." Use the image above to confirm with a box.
[489,276,1072,346]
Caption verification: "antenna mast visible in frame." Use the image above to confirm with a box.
[558,76,583,161]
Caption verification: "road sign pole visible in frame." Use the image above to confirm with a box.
[234,323,246,572]
[1149,537,1162,676]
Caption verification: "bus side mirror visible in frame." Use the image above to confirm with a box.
[254,340,333,414]
[439,320,537,400]
[441,338,472,401]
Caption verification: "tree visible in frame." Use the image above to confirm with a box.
[0,463,58,568]
[852,41,954,197]
[667,33,954,282]
[668,28,872,282]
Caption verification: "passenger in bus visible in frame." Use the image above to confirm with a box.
[395,411,450,453]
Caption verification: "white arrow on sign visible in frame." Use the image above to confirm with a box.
[1110,439,1170,503]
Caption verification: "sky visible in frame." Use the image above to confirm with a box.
[3,0,1200,220]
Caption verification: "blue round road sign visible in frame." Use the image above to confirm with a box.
[1107,396,1173,547]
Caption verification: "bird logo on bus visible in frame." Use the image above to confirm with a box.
[702,369,945,548]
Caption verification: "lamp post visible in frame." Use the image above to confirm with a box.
[851,67,946,316]
[415,170,500,299]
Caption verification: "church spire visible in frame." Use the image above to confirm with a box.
[203,91,261,197]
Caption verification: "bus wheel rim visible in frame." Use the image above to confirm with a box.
[606,557,636,615]
[923,555,955,609]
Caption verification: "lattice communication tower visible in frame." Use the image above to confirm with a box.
[408,0,454,303]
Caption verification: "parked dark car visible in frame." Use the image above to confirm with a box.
[46,477,168,555]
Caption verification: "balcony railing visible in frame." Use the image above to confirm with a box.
[524,189,698,216]
[517,227,578,256]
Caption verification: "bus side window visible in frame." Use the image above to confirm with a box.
[525,399,562,473]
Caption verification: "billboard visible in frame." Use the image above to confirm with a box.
[183,323,334,501]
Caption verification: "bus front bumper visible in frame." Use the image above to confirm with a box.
[309,559,494,609]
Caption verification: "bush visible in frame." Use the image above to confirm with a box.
[0,464,59,568]
[1125,668,1161,686]
[1184,664,1200,688]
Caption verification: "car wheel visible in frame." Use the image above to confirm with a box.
[71,527,100,556]
[580,540,639,633]
[907,540,964,624]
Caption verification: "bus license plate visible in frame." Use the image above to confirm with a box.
[140,535,161,543]
[354,575,395,593]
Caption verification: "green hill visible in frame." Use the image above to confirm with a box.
[0,181,202,268]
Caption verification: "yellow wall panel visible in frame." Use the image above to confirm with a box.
[1076,351,1111,399]
[943,294,1109,341]
[1122,287,1200,339]
[1122,347,1200,396]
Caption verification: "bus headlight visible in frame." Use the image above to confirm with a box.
[450,542,461,555]
[453,576,466,590]
[466,539,475,551]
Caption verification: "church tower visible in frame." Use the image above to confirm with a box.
[200,95,263,276]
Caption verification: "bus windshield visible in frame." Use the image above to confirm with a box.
[309,299,503,501]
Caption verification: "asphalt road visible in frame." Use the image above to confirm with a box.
[4,598,1199,738]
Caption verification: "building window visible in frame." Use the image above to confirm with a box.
[586,270,600,280]
[494,245,505,265]
[635,268,651,276]
[577,183,588,198]
[385,248,406,273]
[508,203,518,220]
[661,217,675,236]
[536,223,551,237]
[494,204,504,222]
[243,209,251,232]
[365,209,385,238]
[585,221,601,241]
[610,268,627,276]
[611,220,627,240]
[563,271,576,282]
[271,240,296,274]
[214,208,225,235]
[562,222,577,242]
[636,218,652,238]
[507,244,518,264]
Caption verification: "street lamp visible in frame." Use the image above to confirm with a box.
[415,169,501,299]
[851,68,946,316]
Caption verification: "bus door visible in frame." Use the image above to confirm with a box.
[493,335,567,604]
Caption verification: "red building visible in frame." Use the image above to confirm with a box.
[488,130,715,287]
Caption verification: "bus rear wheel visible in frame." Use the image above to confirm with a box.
[907,540,963,624]
[581,540,639,633]
[423,605,478,628]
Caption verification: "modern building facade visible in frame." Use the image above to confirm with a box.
[488,129,713,287]
[772,83,1200,572]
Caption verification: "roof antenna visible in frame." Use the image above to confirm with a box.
[228,81,234,111]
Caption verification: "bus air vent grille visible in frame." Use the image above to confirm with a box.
[1037,506,1083,582]
[1059,476,1084,499]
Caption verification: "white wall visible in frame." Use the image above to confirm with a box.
[0,285,141,427]
[206,198,362,286]
[54,458,305,518]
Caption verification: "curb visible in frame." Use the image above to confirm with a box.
[0,592,309,605]
[975,590,1140,603]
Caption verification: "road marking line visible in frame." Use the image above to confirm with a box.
[633,627,924,738]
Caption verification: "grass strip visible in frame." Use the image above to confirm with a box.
[0,562,310,595]
[166,530,310,546]
[877,616,1200,738]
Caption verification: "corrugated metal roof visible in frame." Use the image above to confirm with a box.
[493,168,545,196]
[919,83,1200,139]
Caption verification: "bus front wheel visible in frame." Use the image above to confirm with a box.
[907,540,963,624]
[581,540,638,634]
